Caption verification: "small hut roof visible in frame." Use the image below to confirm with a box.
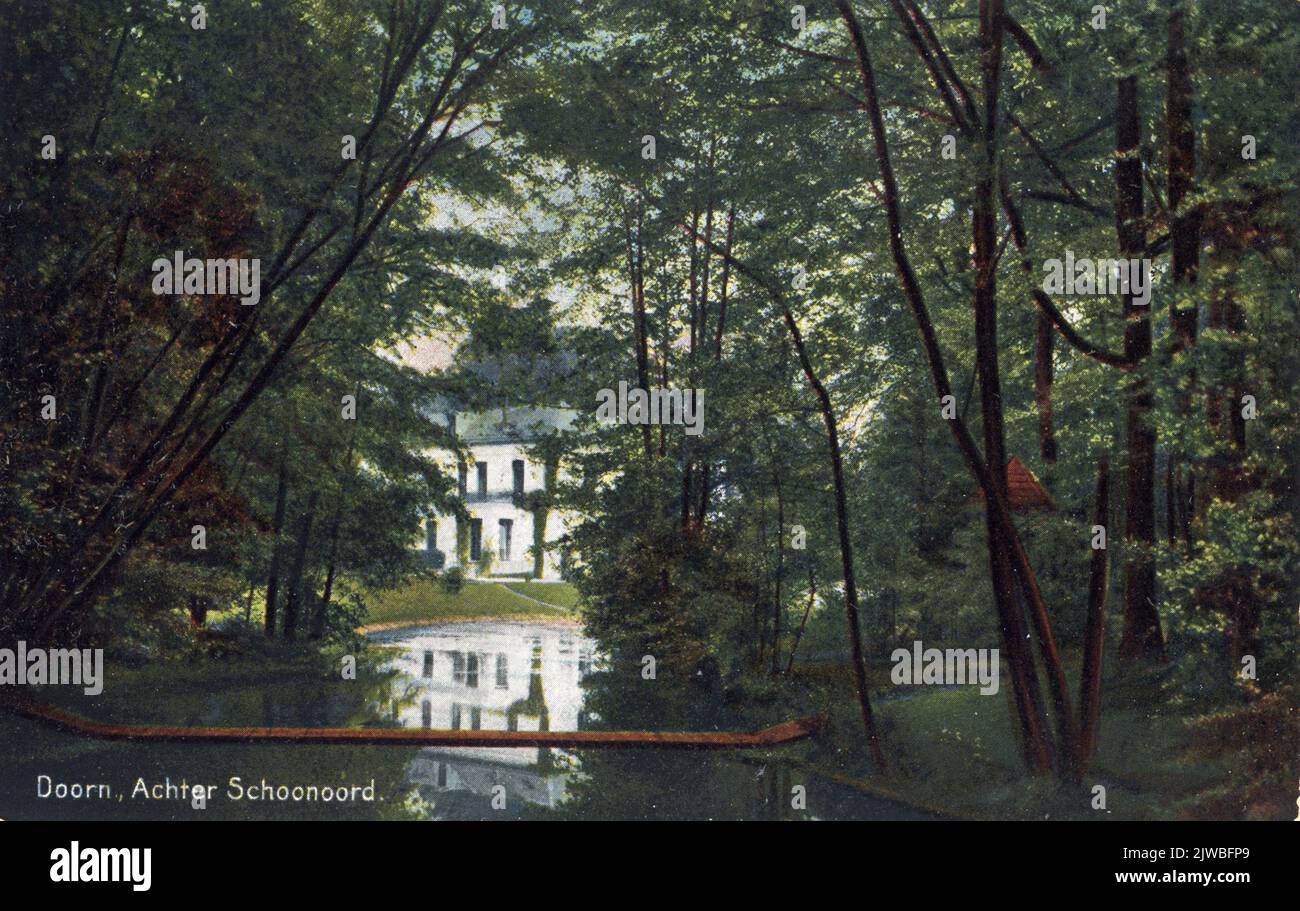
[1005,457,1053,510]
[977,457,1054,511]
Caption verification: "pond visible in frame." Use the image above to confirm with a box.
[363,620,940,820]
[0,620,939,821]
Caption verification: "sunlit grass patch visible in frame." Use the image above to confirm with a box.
[362,578,573,627]
[501,581,582,610]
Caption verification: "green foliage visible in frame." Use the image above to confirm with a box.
[439,566,466,595]
[478,539,496,577]
[0,0,550,645]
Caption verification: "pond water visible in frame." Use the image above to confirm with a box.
[0,620,939,821]
[369,620,936,820]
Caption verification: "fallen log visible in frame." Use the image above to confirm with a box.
[3,696,825,750]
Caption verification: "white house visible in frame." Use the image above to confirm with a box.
[421,406,576,580]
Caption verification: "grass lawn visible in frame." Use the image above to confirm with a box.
[788,651,1294,820]
[500,580,583,610]
[362,578,579,628]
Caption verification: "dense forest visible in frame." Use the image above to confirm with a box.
[2,0,1296,818]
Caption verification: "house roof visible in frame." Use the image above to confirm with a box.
[978,457,1054,511]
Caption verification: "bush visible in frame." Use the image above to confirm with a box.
[440,566,465,594]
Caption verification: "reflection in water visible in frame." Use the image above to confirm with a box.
[372,621,597,816]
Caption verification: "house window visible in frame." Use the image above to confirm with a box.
[513,459,525,494]
[422,650,434,678]
[476,461,488,499]
[457,462,467,497]
[499,519,512,561]
[421,699,431,729]
[425,520,436,552]
[469,518,482,562]
[495,653,508,689]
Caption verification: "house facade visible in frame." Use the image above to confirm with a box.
[421,406,576,580]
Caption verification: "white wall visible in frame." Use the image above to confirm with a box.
[420,438,573,580]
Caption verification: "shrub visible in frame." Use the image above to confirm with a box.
[440,566,465,594]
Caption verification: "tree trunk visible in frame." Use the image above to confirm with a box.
[785,569,816,675]
[680,471,693,532]
[755,499,768,669]
[1166,6,1200,539]
[772,471,785,675]
[626,209,653,456]
[312,432,356,640]
[713,206,736,358]
[188,593,208,629]
[1079,451,1110,767]
[281,491,319,642]
[972,0,1059,776]
[780,304,887,771]
[681,198,704,534]
[264,454,289,638]
[1034,311,1057,465]
[311,511,341,640]
[1116,75,1165,663]
[697,206,737,525]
